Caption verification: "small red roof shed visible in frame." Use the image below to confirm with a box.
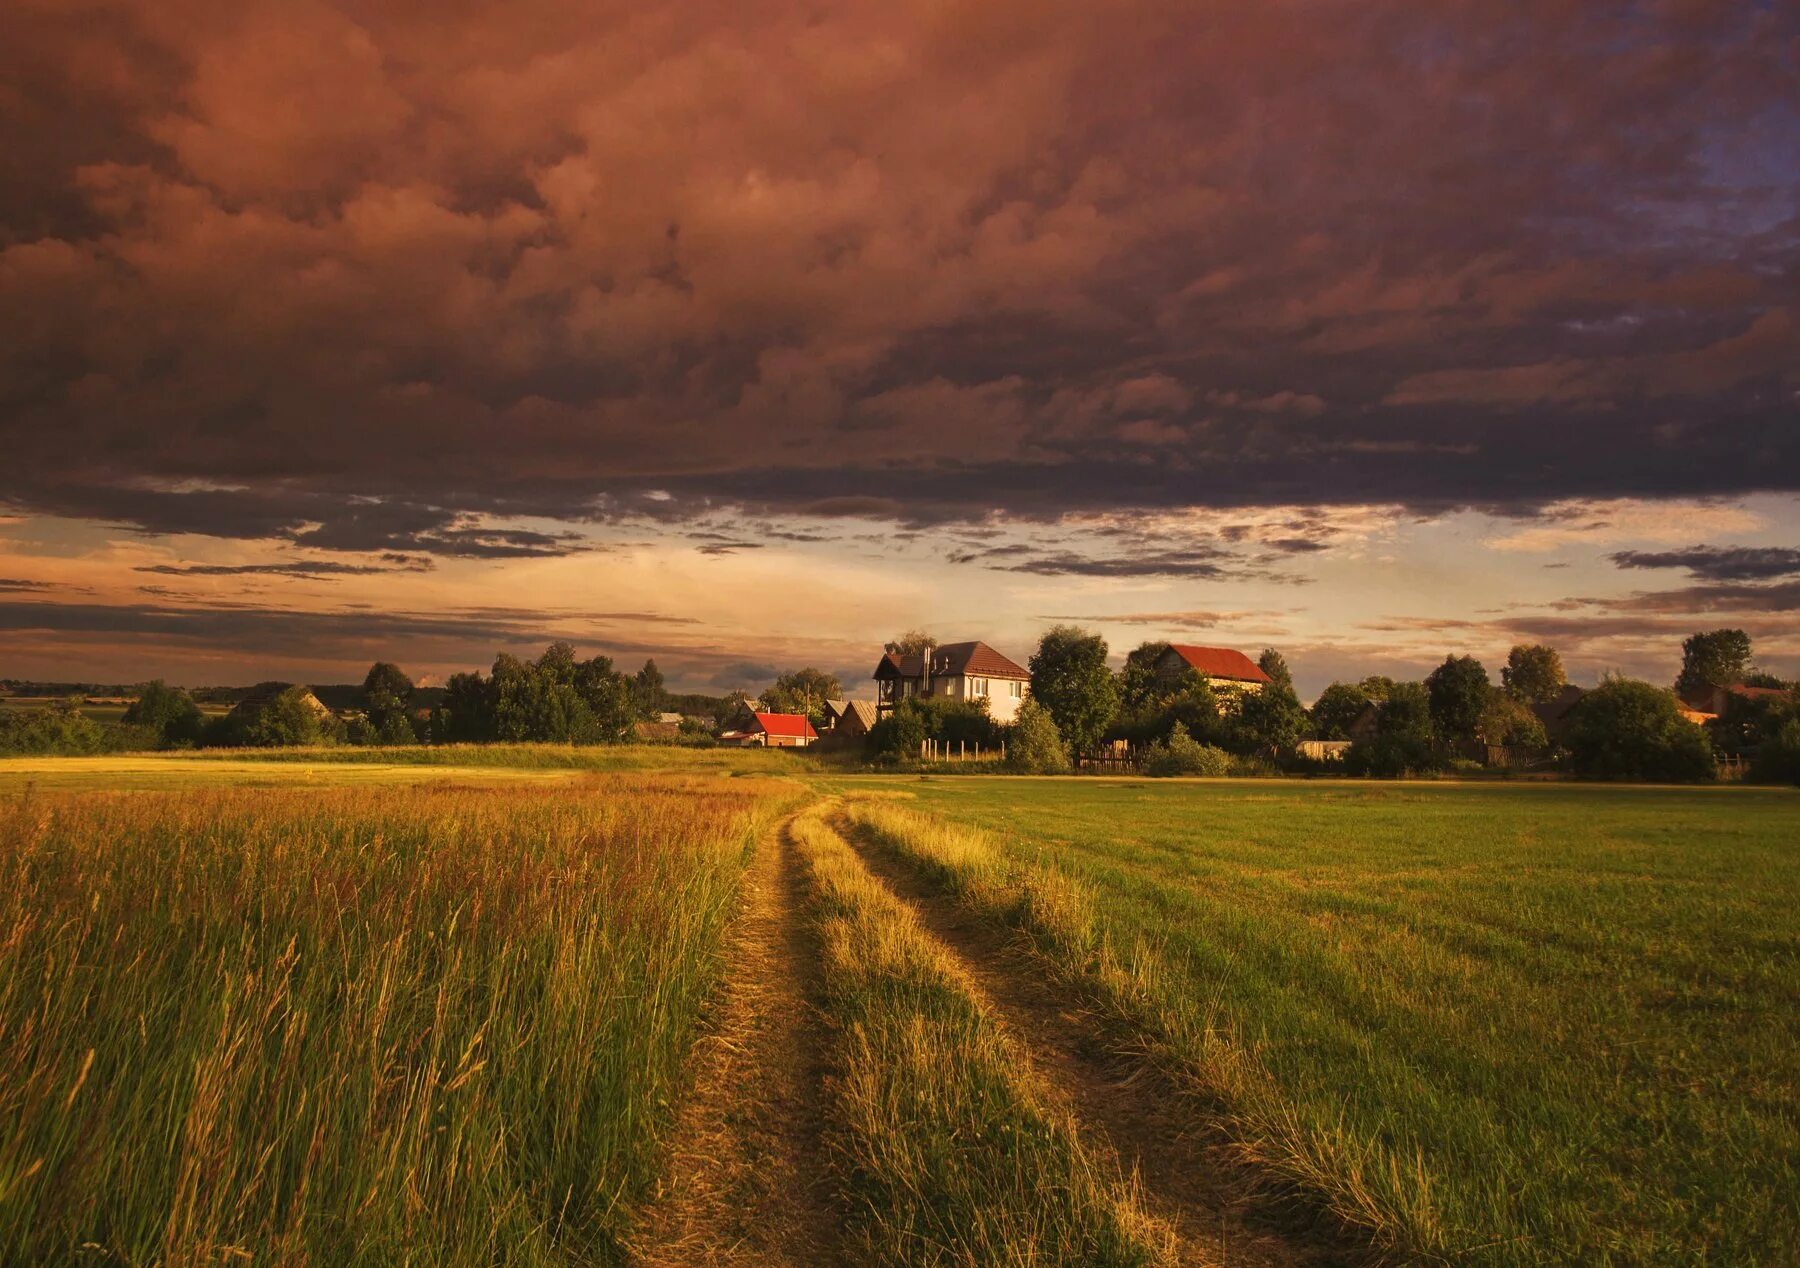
[752,712,818,740]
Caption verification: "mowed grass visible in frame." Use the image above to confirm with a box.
[844,778,1800,1265]
[791,807,1169,1266]
[0,773,798,1264]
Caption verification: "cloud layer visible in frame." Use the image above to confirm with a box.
[3,0,1796,554]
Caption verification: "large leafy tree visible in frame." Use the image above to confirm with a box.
[1564,679,1716,782]
[1232,676,1308,757]
[1675,629,1753,697]
[885,629,937,657]
[123,680,205,746]
[633,659,667,717]
[1501,644,1566,704]
[1425,654,1491,744]
[439,671,495,742]
[1344,681,1439,776]
[1117,641,1173,712]
[359,661,416,743]
[1028,625,1118,756]
[759,667,842,722]
[238,687,331,748]
[1310,681,1370,740]
[1257,648,1295,695]
[1358,675,1399,701]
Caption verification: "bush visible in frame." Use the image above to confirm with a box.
[1344,732,1440,778]
[1004,699,1070,774]
[865,699,932,763]
[1751,719,1800,786]
[122,681,205,747]
[1143,723,1233,776]
[1563,678,1717,783]
[0,704,154,756]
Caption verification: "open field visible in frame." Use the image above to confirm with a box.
[2,755,1793,1264]
[838,777,1800,1264]
[0,774,799,1264]
[0,744,813,791]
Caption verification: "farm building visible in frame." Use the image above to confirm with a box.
[730,711,818,748]
[227,682,334,727]
[1152,645,1271,694]
[1676,682,1789,720]
[1530,684,1587,743]
[1345,701,1382,741]
[873,641,1031,724]
[822,699,878,737]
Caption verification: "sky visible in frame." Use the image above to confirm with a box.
[2,0,1797,699]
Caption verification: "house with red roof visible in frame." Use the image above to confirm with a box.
[872,640,1032,723]
[736,711,818,748]
[1151,645,1271,696]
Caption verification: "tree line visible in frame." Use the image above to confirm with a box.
[5,626,1796,783]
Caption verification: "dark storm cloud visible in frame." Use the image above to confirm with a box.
[1,0,1796,549]
[949,542,1242,580]
[0,599,700,655]
[1590,580,1800,614]
[0,578,60,592]
[1609,546,1800,582]
[136,559,433,578]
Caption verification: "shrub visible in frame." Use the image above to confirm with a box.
[1344,732,1440,778]
[1143,723,1232,777]
[1004,699,1070,774]
[0,703,110,756]
[122,681,205,747]
[865,699,932,763]
[1563,678,1717,783]
[1750,719,1800,786]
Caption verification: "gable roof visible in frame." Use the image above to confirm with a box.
[1164,645,1271,684]
[1530,684,1586,725]
[227,681,332,721]
[752,711,817,739]
[842,700,877,730]
[873,641,1029,681]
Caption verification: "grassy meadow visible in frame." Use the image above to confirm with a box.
[2,745,1794,1264]
[842,778,1800,1264]
[0,772,799,1264]
[792,806,1169,1265]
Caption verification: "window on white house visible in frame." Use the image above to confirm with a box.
[1010,680,1023,697]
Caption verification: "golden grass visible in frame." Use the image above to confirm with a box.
[791,806,1174,1266]
[0,774,799,1264]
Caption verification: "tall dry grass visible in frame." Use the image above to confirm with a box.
[0,774,795,1265]
[791,808,1172,1267]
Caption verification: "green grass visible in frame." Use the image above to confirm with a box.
[0,774,799,1264]
[841,778,1800,1265]
[791,807,1168,1266]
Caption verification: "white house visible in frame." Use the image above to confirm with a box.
[872,641,1031,724]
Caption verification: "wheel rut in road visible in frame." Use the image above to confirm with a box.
[629,811,840,1267]
[837,814,1358,1268]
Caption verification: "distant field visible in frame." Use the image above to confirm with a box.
[0,695,230,724]
[842,777,1800,1263]
[0,743,814,790]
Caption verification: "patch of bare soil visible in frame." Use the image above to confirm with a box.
[628,813,840,1267]
[838,816,1360,1268]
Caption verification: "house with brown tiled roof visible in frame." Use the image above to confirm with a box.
[822,699,878,737]
[872,641,1031,723]
[1152,645,1271,694]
